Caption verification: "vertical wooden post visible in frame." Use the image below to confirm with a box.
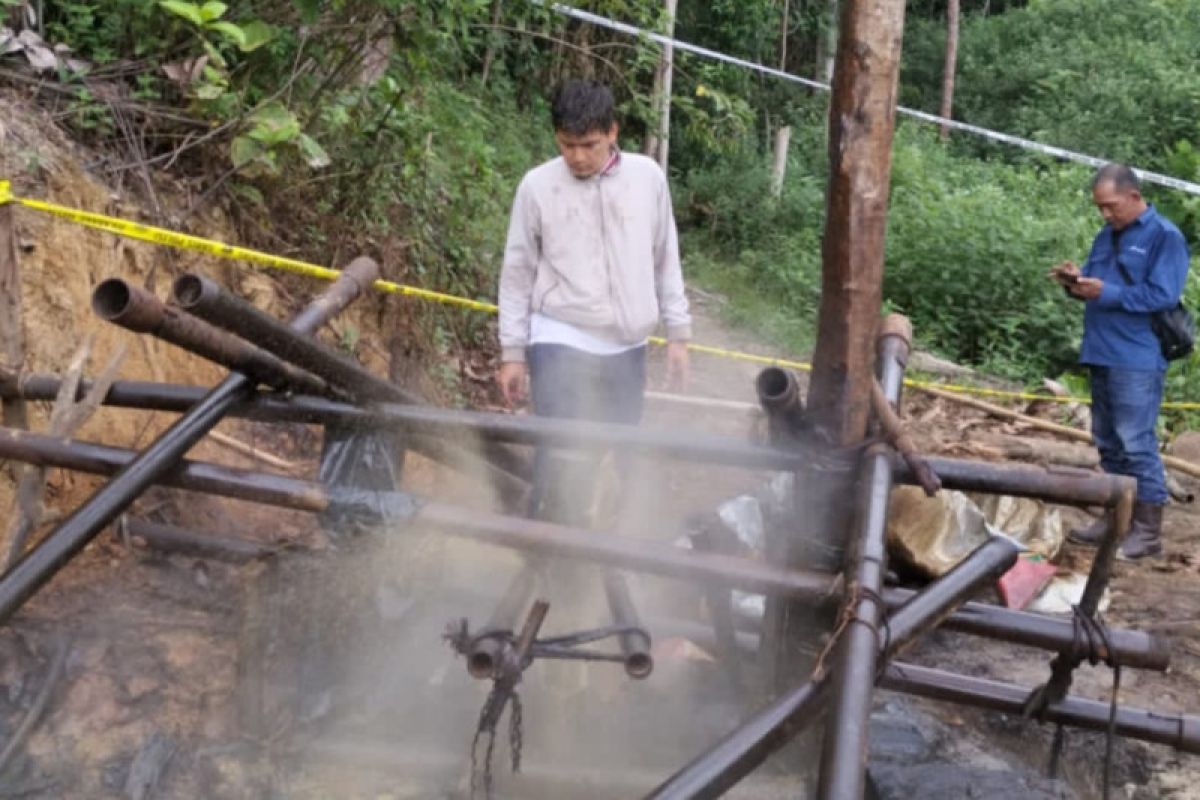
[939,0,961,140]
[807,0,907,446]
[0,185,27,433]
[761,1,908,776]
[770,126,792,198]
[645,0,678,170]
[816,0,839,83]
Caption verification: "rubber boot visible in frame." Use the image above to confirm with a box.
[1118,503,1164,561]
[1067,512,1111,547]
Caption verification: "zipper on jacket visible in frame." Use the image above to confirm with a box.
[597,176,625,336]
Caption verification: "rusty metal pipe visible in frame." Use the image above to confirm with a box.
[0,374,806,471]
[0,258,379,624]
[91,279,333,396]
[887,586,1168,671]
[646,533,1017,800]
[467,565,539,680]
[172,274,531,498]
[604,571,653,679]
[173,273,420,404]
[0,427,837,600]
[0,426,1173,674]
[904,455,1131,508]
[0,371,1141,512]
[882,662,1200,755]
[120,518,277,563]
[817,316,911,800]
[755,367,807,441]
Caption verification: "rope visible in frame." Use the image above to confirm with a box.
[1040,604,1122,800]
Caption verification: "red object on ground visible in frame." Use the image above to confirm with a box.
[997,555,1058,609]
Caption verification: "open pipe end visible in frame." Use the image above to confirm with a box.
[624,652,654,680]
[467,651,495,679]
[755,367,798,410]
[170,273,221,311]
[92,278,134,321]
[92,279,163,332]
[343,256,381,290]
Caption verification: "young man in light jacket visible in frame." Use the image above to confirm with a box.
[496,80,691,520]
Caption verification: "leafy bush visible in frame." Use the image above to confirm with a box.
[884,125,1096,377]
[901,0,1200,176]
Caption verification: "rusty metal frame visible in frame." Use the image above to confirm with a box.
[0,274,1175,797]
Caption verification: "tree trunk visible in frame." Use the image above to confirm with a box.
[808,0,907,444]
[770,125,792,198]
[939,0,960,140]
[778,0,791,72]
[816,0,839,83]
[645,0,678,171]
[760,0,907,766]
[479,0,504,86]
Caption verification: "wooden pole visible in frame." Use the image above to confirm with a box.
[761,0,908,731]
[657,0,676,172]
[807,0,907,445]
[0,196,27,433]
[939,0,960,140]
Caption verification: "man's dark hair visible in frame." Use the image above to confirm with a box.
[551,80,615,136]
[1092,163,1141,193]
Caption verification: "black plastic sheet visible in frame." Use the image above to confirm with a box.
[317,424,412,535]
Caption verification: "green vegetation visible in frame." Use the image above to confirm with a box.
[6,0,1200,419]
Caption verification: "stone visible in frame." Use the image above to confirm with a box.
[886,487,1064,578]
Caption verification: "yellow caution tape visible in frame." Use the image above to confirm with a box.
[4,181,1199,411]
[1,181,497,314]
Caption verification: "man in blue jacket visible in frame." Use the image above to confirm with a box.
[1052,164,1190,560]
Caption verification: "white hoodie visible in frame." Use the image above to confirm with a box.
[498,151,692,363]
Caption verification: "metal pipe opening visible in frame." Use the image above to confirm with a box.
[91,278,134,320]
[170,273,210,308]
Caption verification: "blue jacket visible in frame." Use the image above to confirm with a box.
[1080,205,1190,370]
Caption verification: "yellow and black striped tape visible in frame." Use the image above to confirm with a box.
[3,180,1198,411]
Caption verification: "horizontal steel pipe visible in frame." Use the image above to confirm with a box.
[0,427,837,600]
[755,366,807,440]
[883,586,1168,671]
[0,372,1143,512]
[0,424,1166,671]
[648,534,1017,800]
[0,427,1171,673]
[0,258,379,625]
[0,374,807,470]
[92,279,333,396]
[904,455,1132,508]
[121,518,277,563]
[881,662,1200,755]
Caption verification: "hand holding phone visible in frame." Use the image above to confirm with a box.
[1049,261,1081,287]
